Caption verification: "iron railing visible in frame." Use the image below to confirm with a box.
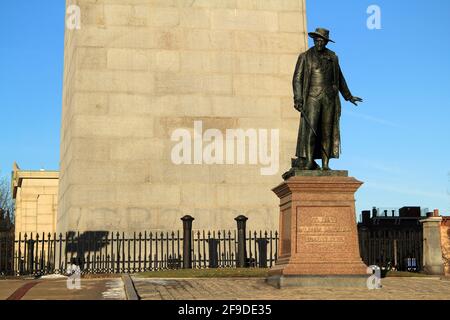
[0,230,278,276]
[358,229,423,271]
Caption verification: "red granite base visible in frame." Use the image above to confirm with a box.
[268,175,367,285]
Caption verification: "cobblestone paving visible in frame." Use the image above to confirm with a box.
[22,278,126,300]
[132,277,450,300]
[0,278,126,300]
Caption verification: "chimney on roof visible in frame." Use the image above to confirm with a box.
[362,210,371,225]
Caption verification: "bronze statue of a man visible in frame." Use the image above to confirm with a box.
[292,28,362,171]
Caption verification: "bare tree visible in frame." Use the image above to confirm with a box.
[0,173,14,224]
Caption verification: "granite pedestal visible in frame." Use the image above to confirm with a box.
[268,170,368,288]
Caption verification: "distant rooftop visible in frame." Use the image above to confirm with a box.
[11,162,59,198]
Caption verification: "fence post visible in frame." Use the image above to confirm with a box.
[208,238,219,268]
[28,238,35,275]
[181,215,194,269]
[420,216,444,275]
[235,215,248,268]
[256,238,268,268]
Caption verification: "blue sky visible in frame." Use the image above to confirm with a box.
[0,1,449,216]
[307,0,450,215]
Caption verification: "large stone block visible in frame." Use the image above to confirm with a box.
[107,49,180,72]
[104,5,147,26]
[76,47,107,70]
[78,26,185,50]
[278,12,306,33]
[180,51,233,74]
[211,96,281,118]
[211,9,278,32]
[233,53,279,74]
[279,54,299,75]
[236,0,302,11]
[184,0,237,9]
[182,29,233,50]
[234,31,303,53]
[180,8,211,29]
[109,138,166,161]
[69,137,111,161]
[71,92,109,116]
[233,74,291,96]
[108,94,178,116]
[75,70,154,93]
[155,73,233,95]
[66,184,118,207]
[217,184,277,207]
[71,115,155,138]
[181,183,218,208]
[66,160,152,185]
[140,6,182,27]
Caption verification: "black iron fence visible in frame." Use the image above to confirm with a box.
[2,209,429,276]
[358,229,423,271]
[192,230,278,269]
[0,229,278,276]
[0,208,14,275]
[0,234,14,275]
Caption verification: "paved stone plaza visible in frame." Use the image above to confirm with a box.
[132,277,450,300]
[0,278,125,300]
[1,276,450,300]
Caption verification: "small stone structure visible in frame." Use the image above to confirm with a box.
[11,163,59,237]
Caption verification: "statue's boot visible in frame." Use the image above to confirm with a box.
[322,157,331,171]
[294,157,320,170]
[305,158,320,170]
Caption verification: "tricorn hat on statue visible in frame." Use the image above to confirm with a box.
[308,27,335,43]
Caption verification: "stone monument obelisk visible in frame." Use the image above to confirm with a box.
[58,1,309,233]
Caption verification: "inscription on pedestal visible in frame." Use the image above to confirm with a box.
[296,207,353,253]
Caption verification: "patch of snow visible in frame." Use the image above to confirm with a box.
[40,274,68,279]
[102,278,126,300]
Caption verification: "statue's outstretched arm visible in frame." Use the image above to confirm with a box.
[339,65,363,106]
[338,65,353,101]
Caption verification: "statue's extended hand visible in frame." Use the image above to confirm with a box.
[350,96,363,106]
